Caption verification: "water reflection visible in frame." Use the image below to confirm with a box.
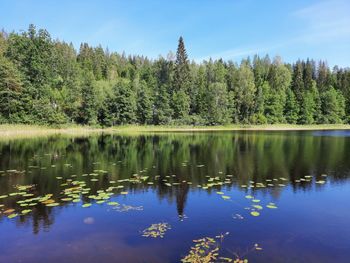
[0,131,350,236]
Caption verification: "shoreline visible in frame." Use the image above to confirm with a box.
[1,124,350,139]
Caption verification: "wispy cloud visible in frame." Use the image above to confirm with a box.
[292,0,350,43]
[196,0,350,62]
[195,42,287,62]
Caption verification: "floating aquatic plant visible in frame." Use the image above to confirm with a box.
[266,203,277,209]
[142,222,171,238]
[181,237,220,263]
[181,233,232,263]
[250,211,260,217]
[316,180,325,184]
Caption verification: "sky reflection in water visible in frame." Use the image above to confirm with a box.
[0,131,350,263]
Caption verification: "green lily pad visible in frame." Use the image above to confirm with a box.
[8,213,18,219]
[21,209,32,215]
[46,203,59,207]
[266,204,278,209]
[250,211,260,216]
[61,198,73,201]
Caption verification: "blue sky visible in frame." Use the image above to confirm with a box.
[1,0,350,67]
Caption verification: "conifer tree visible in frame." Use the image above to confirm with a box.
[172,36,191,120]
[284,88,299,124]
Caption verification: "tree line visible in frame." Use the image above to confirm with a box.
[0,24,349,126]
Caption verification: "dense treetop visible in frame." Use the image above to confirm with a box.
[0,25,349,126]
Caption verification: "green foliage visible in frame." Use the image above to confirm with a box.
[78,71,99,125]
[284,88,299,124]
[0,25,349,126]
[234,61,256,122]
[173,36,191,92]
[172,37,191,119]
[172,89,190,120]
[108,79,137,125]
[202,82,231,125]
[0,56,23,121]
[153,84,173,125]
[299,90,316,124]
[320,87,345,123]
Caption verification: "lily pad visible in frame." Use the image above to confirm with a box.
[316,180,326,184]
[8,213,18,219]
[266,204,278,209]
[250,211,260,216]
[21,209,32,215]
[46,203,59,207]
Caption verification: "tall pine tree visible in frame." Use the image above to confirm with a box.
[172,37,191,120]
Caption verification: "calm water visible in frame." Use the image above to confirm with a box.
[0,131,350,263]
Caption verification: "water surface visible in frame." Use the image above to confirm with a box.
[0,131,350,262]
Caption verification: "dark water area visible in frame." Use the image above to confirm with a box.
[0,131,350,263]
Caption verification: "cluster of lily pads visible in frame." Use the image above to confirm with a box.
[0,167,146,219]
[142,222,171,238]
[0,163,328,222]
[0,162,331,263]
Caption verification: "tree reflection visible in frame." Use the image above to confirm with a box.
[0,131,350,233]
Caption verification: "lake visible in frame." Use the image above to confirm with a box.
[0,131,350,263]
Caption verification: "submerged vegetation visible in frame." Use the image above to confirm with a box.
[1,25,350,127]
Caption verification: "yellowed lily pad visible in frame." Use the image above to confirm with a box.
[250,211,260,216]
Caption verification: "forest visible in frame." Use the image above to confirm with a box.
[0,24,349,126]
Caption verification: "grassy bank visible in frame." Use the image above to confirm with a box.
[0,124,106,139]
[112,124,350,132]
[1,124,350,139]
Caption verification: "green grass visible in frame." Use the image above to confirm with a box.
[0,123,350,140]
[110,124,350,132]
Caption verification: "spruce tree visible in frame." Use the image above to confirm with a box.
[291,61,304,101]
[172,36,191,120]
[284,88,299,124]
